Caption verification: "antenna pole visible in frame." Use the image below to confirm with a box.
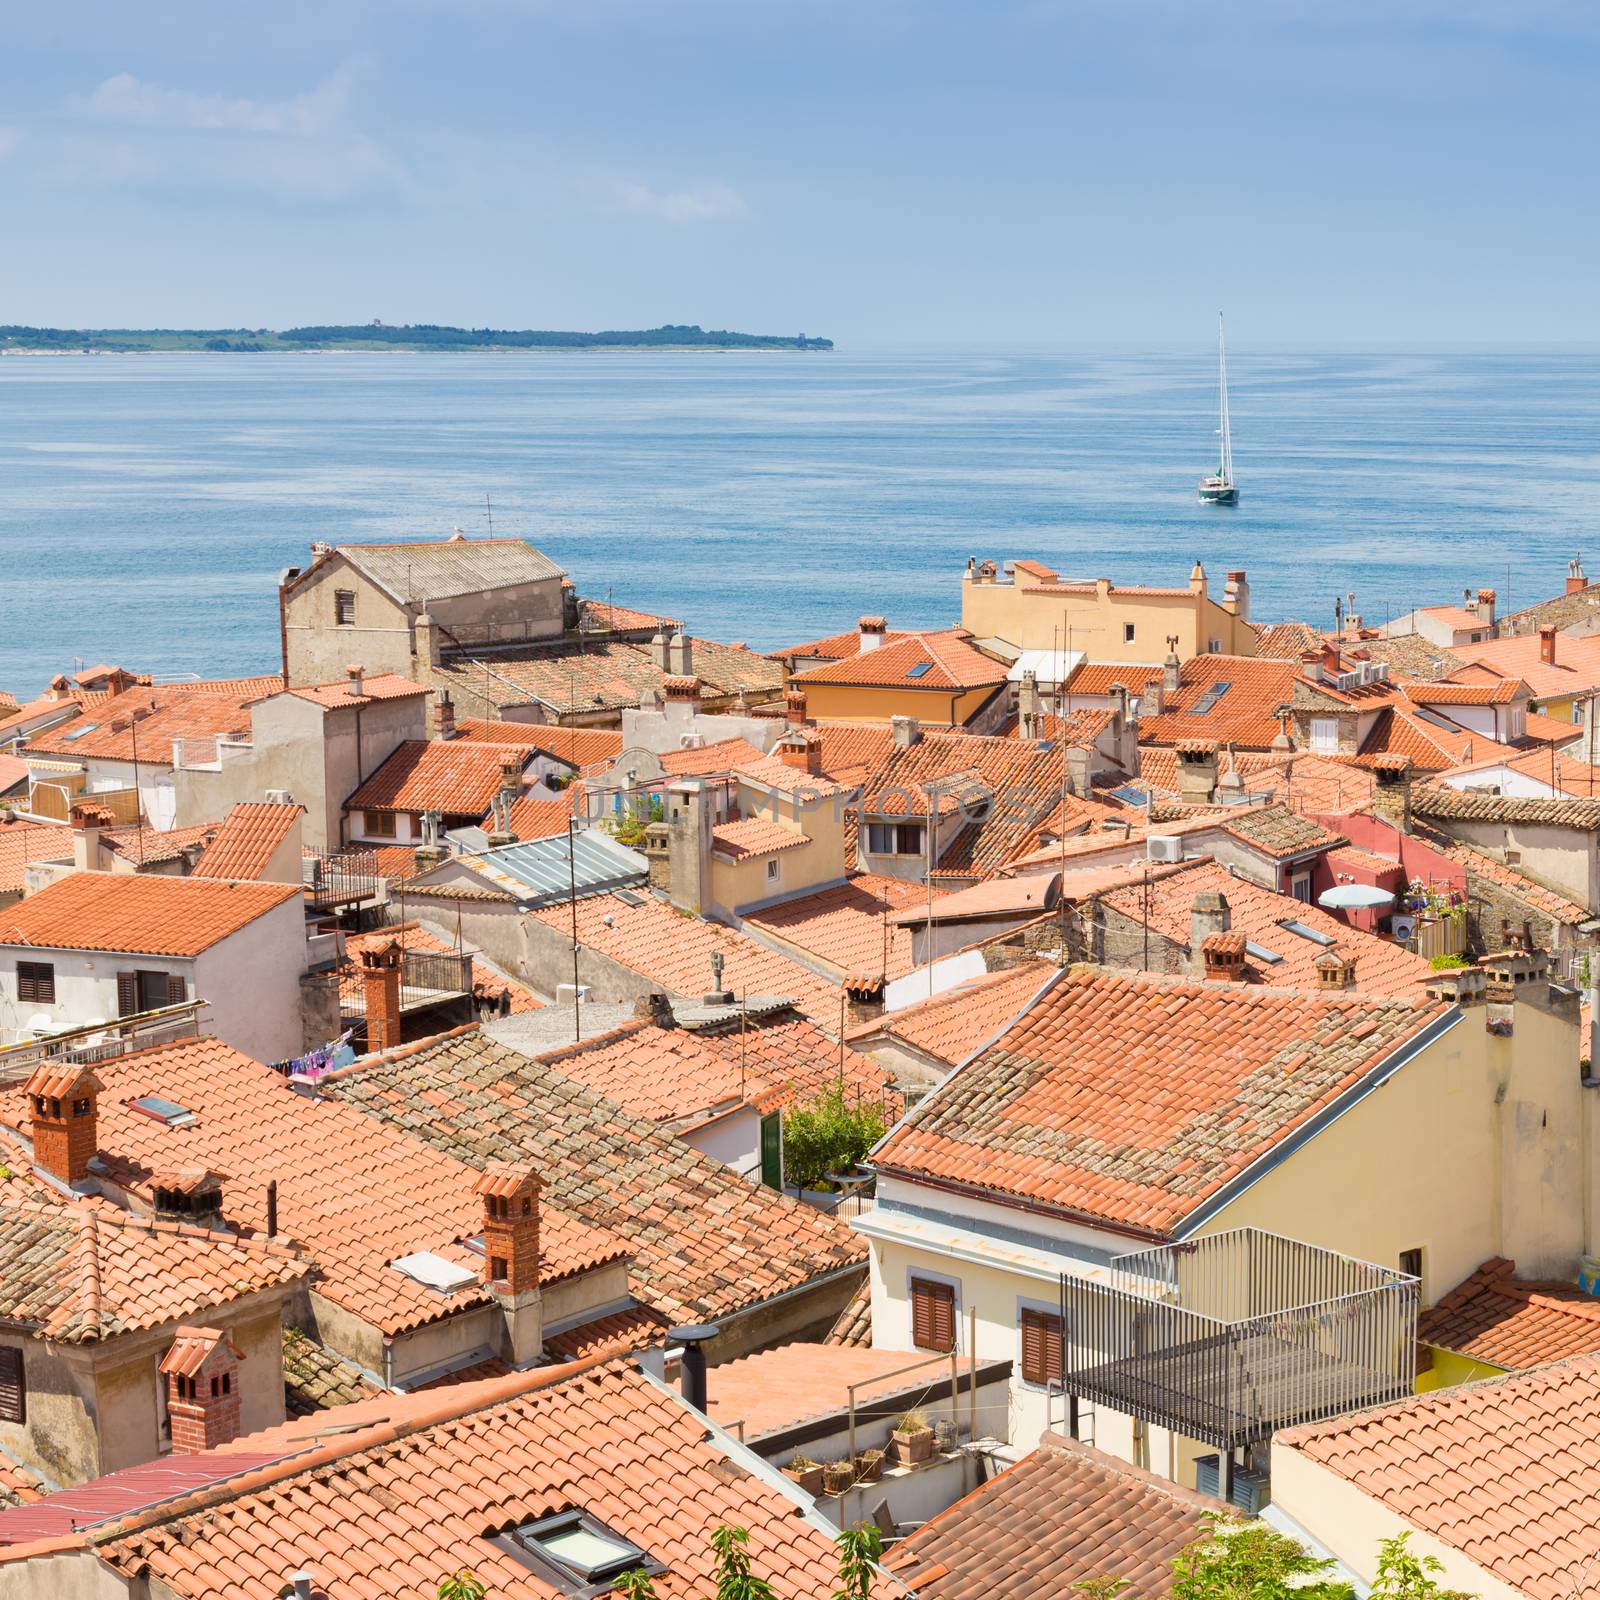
[485,493,494,536]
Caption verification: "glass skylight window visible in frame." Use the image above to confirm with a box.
[1277,919,1336,946]
[1187,681,1233,714]
[391,1251,478,1293]
[59,723,98,740]
[1244,941,1285,965]
[128,1094,197,1127]
[496,1510,658,1595]
[905,661,934,679]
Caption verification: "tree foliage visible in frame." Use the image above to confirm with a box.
[833,1523,884,1600]
[711,1525,778,1600]
[1169,1514,1355,1600]
[1369,1534,1475,1600]
[781,1085,887,1191]
[437,1572,486,1600]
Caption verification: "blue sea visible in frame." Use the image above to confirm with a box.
[2,348,1598,692]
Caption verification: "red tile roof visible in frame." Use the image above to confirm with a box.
[0,1199,311,1343]
[1253,621,1327,659]
[281,673,429,710]
[848,962,1055,1067]
[768,625,913,661]
[888,1432,1229,1599]
[0,872,300,957]
[529,892,842,1028]
[540,1303,671,1362]
[0,1037,627,1337]
[1218,805,1347,860]
[660,736,768,776]
[533,1012,892,1130]
[193,803,302,881]
[456,719,625,767]
[874,966,1446,1235]
[1419,1258,1600,1369]
[324,1027,867,1325]
[733,753,860,800]
[793,631,1007,692]
[710,817,809,860]
[1064,662,1165,696]
[1450,629,1600,701]
[346,738,533,815]
[21,686,260,765]
[744,873,937,981]
[0,819,72,895]
[494,793,573,842]
[1138,655,1299,749]
[705,1342,946,1439]
[1280,1352,1600,1600]
[9,1358,859,1599]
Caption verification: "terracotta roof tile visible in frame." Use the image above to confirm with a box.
[340,923,542,1015]
[0,1037,626,1337]
[1138,655,1299,749]
[530,892,842,1029]
[1413,789,1600,827]
[1449,629,1600,701]
[1280,1351,1600,1600]
[849,963,1055,1067]
[281,1329,381,1417]
[1219,805,1347,860]
[1065,662,1166,695]
[99,822,217,867]
[0,820,73,895]
[0,1457,42,1511]
[710,818,809,860]
[455,719,624,768]
[793,631,1007,692]
[660,736,768,777]
[193,803,302,881]
[281,674,429,710]
[57,1358,857,1600]
[20,685,260,764]
[323,1027,867,1325]
[744,873,937,981]
[346,739,533,816]
[541,1303,671,1362]
[575,595,682,634]
[823,1279,872,1347]
[0,1199,311,1343]
[1254,622,1327,660]
[1419,1259,1600,1370]
[887,1432,1228,1599]
[493,794,573,843]
[0,872,300,957]
[874,967,1446,1235]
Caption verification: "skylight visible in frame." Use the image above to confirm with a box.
[1244,941,1285,965]
[391,1251,478,1293]
[496,1510,658,1594]
[59,723,98,741]
[1110,784,1149,807]
[129,1094,197,1127]
[1277,919,1336,946]
[905,661,934,679]
[1187,681,1233,714]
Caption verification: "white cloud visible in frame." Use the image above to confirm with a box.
[66,61,363,139]
[577,172,750,221]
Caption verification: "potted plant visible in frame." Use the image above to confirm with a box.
[782,1455,824,1496]
[822,1459,856,1494]
[854,1447,885,1483]
[892,1409,936,1465]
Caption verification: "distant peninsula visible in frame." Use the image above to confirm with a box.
[0,322,832,353]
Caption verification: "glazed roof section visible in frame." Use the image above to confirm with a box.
[0,1199,311,1343]
[0,872,301,957]
[887,1432,1227,1600]
[332,536,566,601]
[1280,1352,1600,1600]
[11,1359,856,1599]
[324,1026,866,1324]
[874,966,1447,1235]
[0,1037,628,1337]
[444,829,647,906]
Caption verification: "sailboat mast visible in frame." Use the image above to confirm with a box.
[1217,312,1233,484]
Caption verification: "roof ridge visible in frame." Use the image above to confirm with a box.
[327,1021,485,1080]
[79,1211,103,1339]
[536,1019,662,1065]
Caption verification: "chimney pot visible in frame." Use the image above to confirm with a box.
[890,714,922,749]
[1567,557,1587,597]
[671,1323,720,1414]
[345,664,365,697]
[777,729,823,774]
[161,1327,244,1455]
[359,940,403,1053]
[1540,625,1558,665]
[473,1162,543,1298]
[1200,931,1248,981]
[432,692,457,740]
[24,1064,101,1187]
[784,686,809,727]
[858,616,888,653]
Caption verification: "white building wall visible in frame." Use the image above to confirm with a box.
[0,948,197,1042]
[687,1106,762,1180]
[191,895,309,1063]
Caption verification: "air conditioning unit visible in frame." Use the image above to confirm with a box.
[1194,1455,1271,1515]
[1389,913,1417,944]
[1147,835,1184,864]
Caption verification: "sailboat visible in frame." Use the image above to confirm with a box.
[1197,313,1239,504]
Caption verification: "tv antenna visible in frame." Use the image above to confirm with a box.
[485,493,494,536]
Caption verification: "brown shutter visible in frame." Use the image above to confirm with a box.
[17,963,53,1005]
[0,1347,24,1425]
[165,974,187,1006]
[117,972,138,1017]
[1021,1309,1063,1387]
[911,1278,955,1353]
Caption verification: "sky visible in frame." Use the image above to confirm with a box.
[2,1,1599,347]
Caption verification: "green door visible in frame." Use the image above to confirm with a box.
[759,1113,783,1190]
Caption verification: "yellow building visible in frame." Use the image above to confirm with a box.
[787,623,1010,730]
[857,953,1587,1494]
[961,559,1258,661]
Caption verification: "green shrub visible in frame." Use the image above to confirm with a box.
[1429,953,1470,970]
[781,1086,887,1191]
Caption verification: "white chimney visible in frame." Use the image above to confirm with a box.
[346,663,365,697]
[859,616,888,653]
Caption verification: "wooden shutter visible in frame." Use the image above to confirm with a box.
[1021,1308,1063,1387]
[165,973,187,1006]
[116,972,138,1017]
[0,1347,24,1425]
[17,962,54,1005]
[911,1278,955,1353]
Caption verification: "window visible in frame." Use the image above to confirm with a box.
[766,859,780,882]
[364,810,398,838]
[0,1347,23,1425]
[865,821,926,856]
[1020,1306,1063,1388]
[16,962,54,1005]
[910,1276,956,1353]
[119,970,185,1016]
[1400,1247,1423,1282]
[129,1095,198,1128]
[1124,623,1136,644]
[1505,849,1522,866]
[494,1510,658,1595]
[334,589,356,626]
[1309,716,1338,754]
[1290,875,1313,904]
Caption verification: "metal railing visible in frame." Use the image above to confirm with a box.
[1060,1227,1418,1452]
[0,1000,206,1084]
[400,948,474,1004]
[303,851,385,908]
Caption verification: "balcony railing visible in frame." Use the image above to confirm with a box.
[0,1000,206,1085]
[303,850,385,908]
[1059,1227,1418,1454]
[340,947,475,1019]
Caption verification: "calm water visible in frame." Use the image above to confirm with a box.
[2,349,1598,691]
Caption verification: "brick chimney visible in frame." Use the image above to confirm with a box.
[777,728,823,775]
[1540,626,1558,666]
[345,663,365,698]
[162,1328,244,1454]
[1315,950,1358,991]
[432,691,457,741]
[634,991,676,1028]
[859,616,888,654]
[1189,891,1231,963]
[1473,588,1497,629]
[498,756,524,810]
[69,803,109,871]
[663,676,702,712]
[25,1064,101,1187]
[843,974,886,1026]
[785,687,809,727]
[1201,932,1248,982]
[1568,557,1588,597]
[474,1162,545,1365]
[360,940,403,1053]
